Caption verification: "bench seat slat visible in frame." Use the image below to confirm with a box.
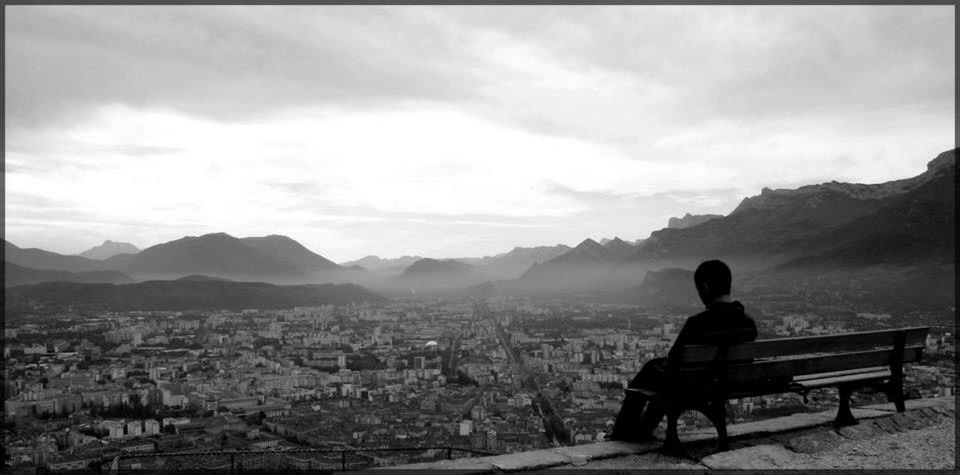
[682,327,929,363]
[790,370,892,390]
[675,346,922,383]
[792,366,889,382]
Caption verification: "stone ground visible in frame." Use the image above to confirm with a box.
[784,419,954,469]
[578,401,957,470]
[561,419,954,470]
[380,396,956,472]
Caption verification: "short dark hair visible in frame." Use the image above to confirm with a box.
[694,260,732,297]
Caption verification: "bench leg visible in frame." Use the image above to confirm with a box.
[662,405,683,456]
[834,384,859,428]
[887,376,906,412]
[707,400,729,452]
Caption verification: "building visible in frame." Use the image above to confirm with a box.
[126,420,142,438]
[105,420,125,439]
[144,419,160,435]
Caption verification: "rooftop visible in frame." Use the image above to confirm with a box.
[379,396,955,471]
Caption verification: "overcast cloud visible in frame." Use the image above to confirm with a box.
[4,5,954,261]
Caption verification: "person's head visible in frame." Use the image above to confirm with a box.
[694,260,732,305]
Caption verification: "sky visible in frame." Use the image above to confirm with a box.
[4,5,955,262]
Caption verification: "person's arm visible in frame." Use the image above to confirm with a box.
[742,315,758,342]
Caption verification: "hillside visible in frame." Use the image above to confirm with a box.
[668,213,722,229]
[627,268,699,309]
[4,261,134,287]
[5,241,106,273]
[240,235,341,271]
[387,258,483,292]
[627,149,956,270]
[515,239,634,294]
[105,233,303,282]
[4,280,385,312]
[778,151,955,268]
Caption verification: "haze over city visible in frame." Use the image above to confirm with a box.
[4,5,954,261]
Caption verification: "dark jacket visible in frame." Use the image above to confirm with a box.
[666,300,758,363]
[626,301,759,392]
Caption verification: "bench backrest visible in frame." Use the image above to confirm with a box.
[676,326,929,383]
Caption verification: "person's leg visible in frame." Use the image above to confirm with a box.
[609,358,666,441]
[636,400,667,435]
[610,392,648,441]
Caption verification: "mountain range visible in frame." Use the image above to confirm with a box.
[6,233,373,286]
[340,255,423,275]
[5,280,384,312]
[5,262,134,287]
[453,244,573,281]
[4,148,954,307]
[628,149,955,271]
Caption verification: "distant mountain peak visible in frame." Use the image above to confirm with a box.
[927,148,956,173]
[402,258,473,275]
[575,238,602,249]
[603,237,627,246]
[197,232,236,239]
[78,240,140,260]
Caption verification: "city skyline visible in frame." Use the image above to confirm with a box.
[5,5,955,262]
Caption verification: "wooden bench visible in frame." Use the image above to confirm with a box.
[624,326,929,453]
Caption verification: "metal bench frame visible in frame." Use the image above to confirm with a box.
[624,326,929,454]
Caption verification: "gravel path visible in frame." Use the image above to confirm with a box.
[790,419,955,469]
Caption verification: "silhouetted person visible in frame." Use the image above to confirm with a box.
[610,260,757,442]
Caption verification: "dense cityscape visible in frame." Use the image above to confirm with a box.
[4,291,954,470]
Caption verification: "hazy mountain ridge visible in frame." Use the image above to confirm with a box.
[776,151,956,269]
[4,280,385,312]
[402,258,473,275]
[456,244,572,266]
[628,149,956,270]
[4,261,134,287]
[602,237,638,261]
[384,258,483,293]
[509,148,956,296]
[513,239,636,294]
[5,241,107,273]
[106,232,303,282]
[340,255,423,272]
[3,149,954,298]
[77,240,140,260]
[668,213,722,229]
[627,268,699,309]
[240,235,341,271]
[454,244,573,280]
